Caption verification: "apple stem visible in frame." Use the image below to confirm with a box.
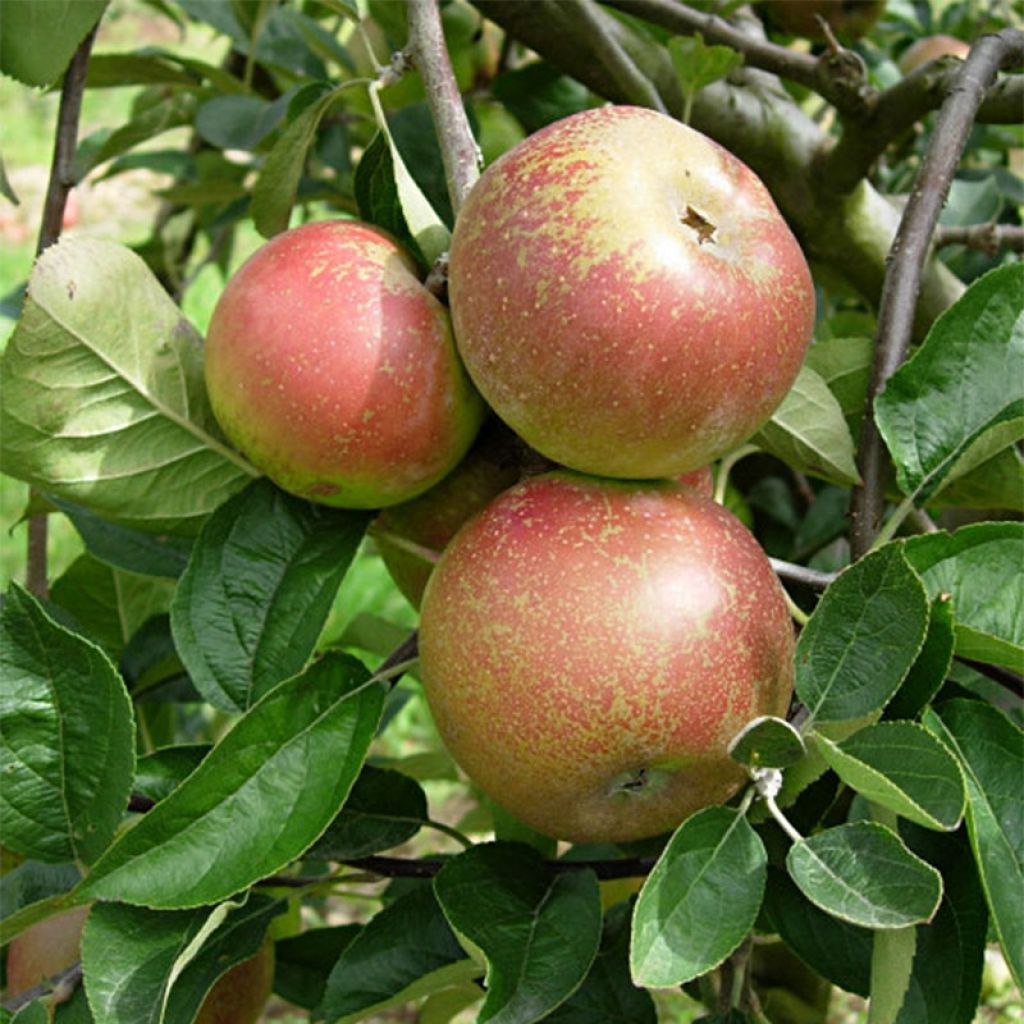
[713,444,759,505]
[764,792,804,845]
[781,589,810,628]
[425,819,474,848]
[370,526,442,565]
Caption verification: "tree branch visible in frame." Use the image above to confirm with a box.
[337,853,655,880]
[573,0,667,112]
[933,222,1024,253]
[769,559,836,591]
[1,962,82,1014]
[850,28,1024,557]
[406,0,481,215]
[472,0,966,337]
[955,657,1024,699]
[818,46,1024,194]
[25,24,99,600]
[605,0,873,116]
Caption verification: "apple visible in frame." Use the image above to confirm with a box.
[204,220,485,509]
[5,907,274,1023]
[677,465,714,499]
[374,421,524,607]
[447,106,815,479]
[763,0,886,42]
[4,906,90,997]
[417,471,795,843]
[898,34,970,75]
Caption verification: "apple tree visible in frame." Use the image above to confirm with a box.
[0,1,1021,1022]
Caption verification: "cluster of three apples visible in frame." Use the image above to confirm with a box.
[204,106,815,843]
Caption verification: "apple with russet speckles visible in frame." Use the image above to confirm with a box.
[204,220,484,509]
[447,105,815,480]
[417,471,795,843]
[4,907,274,1024]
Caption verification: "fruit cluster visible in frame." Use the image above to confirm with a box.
[204,106,814,843]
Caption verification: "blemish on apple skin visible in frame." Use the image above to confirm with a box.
[308,482,339,497]
[681,206,717,245]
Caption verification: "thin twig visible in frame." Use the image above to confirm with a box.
[769,559,836,591]
[339,852,656,880]
[572,0,667,112]
[1,962,83,1014]
[26,25,100,599]
[604,0,872,116]
[933,222,1024,253]
[406,0,481,215]
[818,53,1024,193]
[955,656,1024,699]
[850,29,1024,558]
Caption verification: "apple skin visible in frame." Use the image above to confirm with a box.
[677,465,714,499]
[374,423,523,607]
[376,457,714,607]
[5,907,274,1024]
[418,471,795,843]
[5,906,90,996]
[447,106,815,480]
[899,35,970,75]
[204,220,485,509]
[764,0,886,42]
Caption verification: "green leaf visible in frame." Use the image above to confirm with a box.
[49,497,193,578]
[544,901,656,1023]
[630,807,766,988]
[0,862,80,923]
[893,827,987,1024]
[795,544,930,724]
[753,364,862,486]
[803,336,873,437]
[354,132,427,269]
[308,765,428,860]
[668,33,744,121]
[50,554,175,660]
[363,109,452,266]
[133,745,210,804]
[0,238,258,536]
[434,842,602,1023]
[170,479,368,712]
[491,62,591,134]
[11,1004,47,1024]
[84,52,200,89]
[81,896,279,1024]
[273,925,361,1012]
[76,90,198,180]
[0,0,108,87]
[886,596,956,720]
[761,866,872,997]
[904,524,1023,670]
[0,892,84,948]
[194,92,292,151]
[251,83,351,238]
[938,445,1024,511]
[924,700,1023,989]
[813,722,965,831]
[0,584,134,866]
[870,925,917,1024]
[786,822,942,929]
[728,716,806,769]
[875,263,1024,505]
[322,883,476,1023]
[76,653,384,909]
